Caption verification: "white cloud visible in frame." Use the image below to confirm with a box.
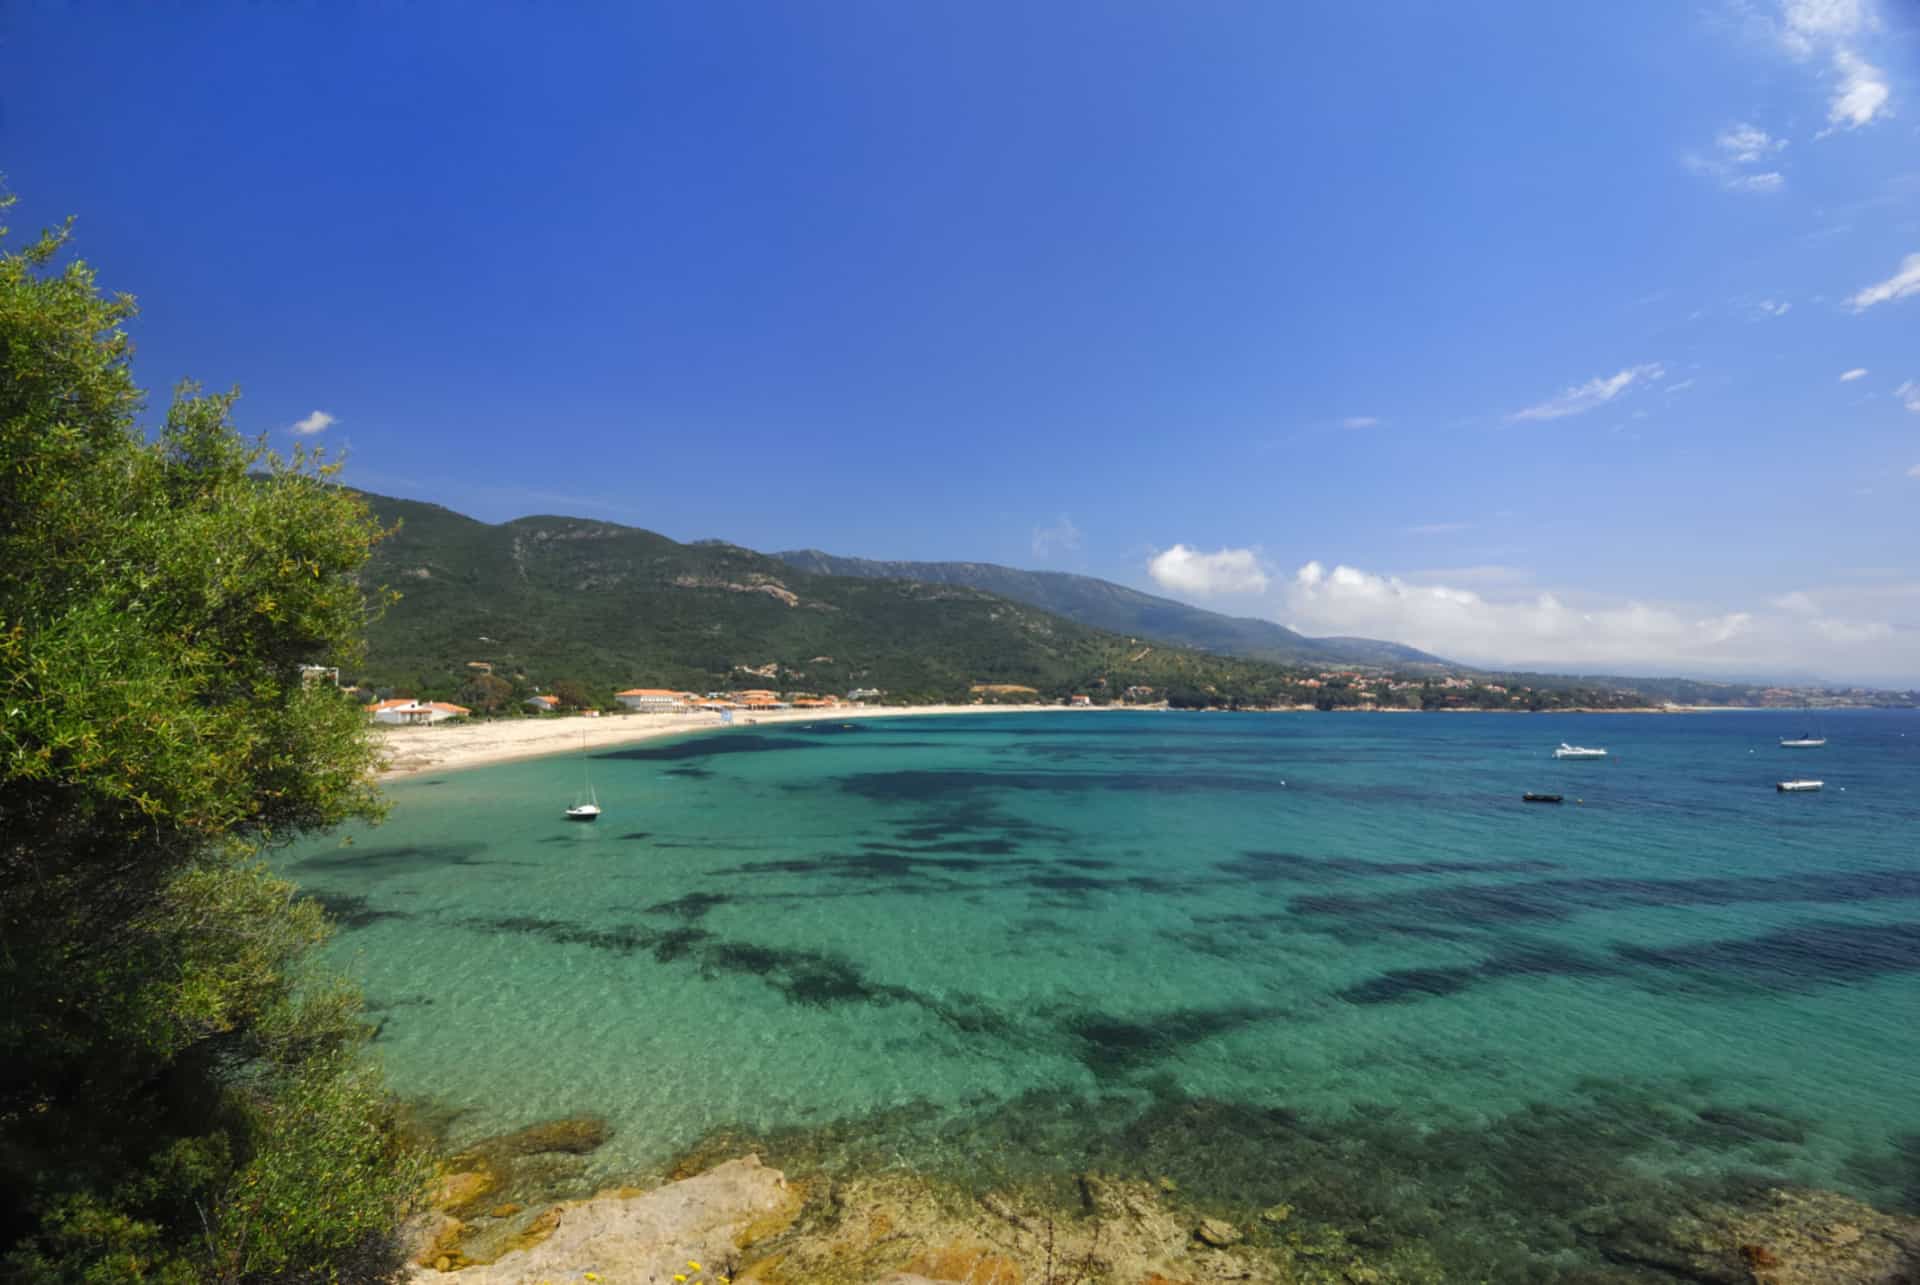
[1839,367,1868,381]
[1686,122,1787,191]
[1909,463,1920,479]
[1281,559,1915,683]
[1031,514,1082,559]
[1898,380,1920,413]
[1508,363,1664,422]
[1779,0,1871,56]
[1773,1,1893,133]
[1850,253,1920,309]
[1754,298,1792,317]
[1406,521,1473,536]
[1718,122,1786,163]
[1728,171,1786,192]
[1826,48,1890,130]
[290,410,336,436]
[1147,545,1270,596]
[1664,378,1697,393]
[1342,416,1381,429]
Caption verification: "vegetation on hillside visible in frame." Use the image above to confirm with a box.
[0,202,424,1280]
[774,548,1447,668]
[350,493,1348,706]
[348,493,1656,712]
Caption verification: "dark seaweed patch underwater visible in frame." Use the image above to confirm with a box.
[283,710,1920,1280]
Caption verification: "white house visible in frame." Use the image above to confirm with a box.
[367,698,470,726]
[615,688,694,713]
[524,694,562,712]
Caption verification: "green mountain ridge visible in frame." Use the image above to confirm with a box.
[773,549,1448,669]
[351,491,1340,704]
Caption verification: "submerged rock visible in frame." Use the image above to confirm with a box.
[478,1114,613,1158]
[1607,1186,1920,1284]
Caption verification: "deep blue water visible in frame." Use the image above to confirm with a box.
[279,709,1920,1278]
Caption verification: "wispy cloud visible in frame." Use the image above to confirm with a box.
[1664,378,1697,394]
[1283,558,1914,683]
[1341,416,1381,429]
[1685,121,1787,191]
[1897,380,1920,413]
[1509,363,1664,422]
[1849,252,1920,310]
[1826,48,1890,131]
[1774,0,1893,133]
[1147,545,1269,596]
[1406,521,1473,537]
[1908,464,1920,479]
[1031,514,1082,560]
[289,410,336,436]
[1407,565,1532,586]
[1839,367,1868,381]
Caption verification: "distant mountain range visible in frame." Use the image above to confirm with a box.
[348,490,1376,703]
[774,550,1448,669]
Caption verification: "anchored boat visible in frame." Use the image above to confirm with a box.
[565,734,602,821]
[1522,793,1564,804]
[1553,743,1607,759]
[1776,779,1823,793]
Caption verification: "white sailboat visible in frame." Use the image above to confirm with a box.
[564,735,601,821]
[1780,704,1826,747]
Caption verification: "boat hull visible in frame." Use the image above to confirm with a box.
[1775,781,1823,793]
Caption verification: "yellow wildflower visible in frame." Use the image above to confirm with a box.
[688,1263,702,1272]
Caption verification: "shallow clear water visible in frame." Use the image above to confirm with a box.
[280,710,1920,1276]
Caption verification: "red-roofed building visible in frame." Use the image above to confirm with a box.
[368,699,470,725]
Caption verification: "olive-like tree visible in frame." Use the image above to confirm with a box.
[0,198,425,1282]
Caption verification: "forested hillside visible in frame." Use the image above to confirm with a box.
[775,549,1447,669]
[353,492,1321,705]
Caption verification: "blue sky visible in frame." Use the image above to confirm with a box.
[4,2,1916,682]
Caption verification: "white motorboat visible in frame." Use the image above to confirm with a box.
[1779,735,1826,748]
[1776,779,1823,792]
[1553,743,1608,759]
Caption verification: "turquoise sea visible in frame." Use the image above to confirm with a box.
[280,710,1920,1278]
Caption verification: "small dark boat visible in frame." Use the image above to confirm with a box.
[1522,792,1563,804]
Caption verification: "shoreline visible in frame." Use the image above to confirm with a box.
[374,702,1788,779]
[375,703,1080,779]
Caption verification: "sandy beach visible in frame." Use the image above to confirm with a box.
[375,704,1073,779]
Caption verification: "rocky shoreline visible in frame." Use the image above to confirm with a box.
[403,1115,1920,1285]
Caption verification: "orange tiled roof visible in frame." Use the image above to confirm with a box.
[616,688,690,697]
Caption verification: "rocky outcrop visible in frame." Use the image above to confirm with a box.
[407,1154,798,1283]
[730,1169,1279,1284]
[1602,1187,1920,1284]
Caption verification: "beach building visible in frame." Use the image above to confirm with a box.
[523,694,562,713]
[368,699,470,726]
[1068,694,1092,707]
[615,688,694,712]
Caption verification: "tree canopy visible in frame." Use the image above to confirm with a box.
[0,197,423,1281]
